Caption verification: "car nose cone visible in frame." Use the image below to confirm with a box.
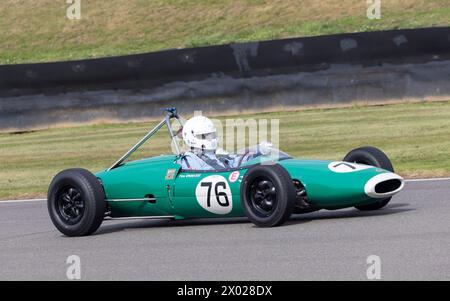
[364,173,404,199]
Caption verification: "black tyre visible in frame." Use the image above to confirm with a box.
[343,146,394,211]
[47,168,106,237]
[240,164,296,227]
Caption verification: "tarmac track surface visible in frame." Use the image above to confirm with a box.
[0,179,449,280]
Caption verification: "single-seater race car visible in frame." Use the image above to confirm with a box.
[48,108,404,236]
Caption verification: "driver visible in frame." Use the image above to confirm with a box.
[178,116,228,170]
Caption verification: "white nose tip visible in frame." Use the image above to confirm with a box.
[365,173,404,198]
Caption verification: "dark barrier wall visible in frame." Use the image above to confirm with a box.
[1,27,449,96]
[0,27,450,130]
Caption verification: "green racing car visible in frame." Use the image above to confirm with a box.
[47,108,404,236]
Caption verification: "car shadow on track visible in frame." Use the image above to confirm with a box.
[96,217,250,235]
[286,203,414,226]
[94,203,414,236]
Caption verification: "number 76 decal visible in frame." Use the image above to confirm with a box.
[196,175,233,214]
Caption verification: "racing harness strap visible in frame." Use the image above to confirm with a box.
[181,155,192,170]
[199,153,226,170]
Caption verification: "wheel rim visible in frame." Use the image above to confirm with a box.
[247,176,278,217]
[56,186,85,225]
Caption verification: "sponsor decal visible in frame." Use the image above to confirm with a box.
[229,171,240,183]
[179,173,201,178]
[195,175,232,214]
[165,169,176,180]
[328,161,372,173]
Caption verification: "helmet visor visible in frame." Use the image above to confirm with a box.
[196,132,216,140]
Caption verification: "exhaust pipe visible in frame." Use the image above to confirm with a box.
[365,173,404,199]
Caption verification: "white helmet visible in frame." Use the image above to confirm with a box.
[182,116,218,151]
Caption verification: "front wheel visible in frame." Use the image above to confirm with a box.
[47,168,106,236]
[240,164,296,227]
[343,146,394,211]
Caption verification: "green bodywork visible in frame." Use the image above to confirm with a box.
[95,154,393,219]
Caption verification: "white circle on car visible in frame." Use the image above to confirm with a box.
[195,175,233,214]
[328,161,373,173]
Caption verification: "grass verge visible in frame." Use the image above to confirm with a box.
[0,0,449,64]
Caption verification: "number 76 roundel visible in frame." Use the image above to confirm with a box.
[195,175,233,214]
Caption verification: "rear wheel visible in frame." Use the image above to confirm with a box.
[241,164,296,227]
[48,168,105,236]
[343,146,394,211]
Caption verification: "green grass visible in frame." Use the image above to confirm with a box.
[1,100,450,200]
[0,0,449,64]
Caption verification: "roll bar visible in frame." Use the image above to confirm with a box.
[108,108,182,171]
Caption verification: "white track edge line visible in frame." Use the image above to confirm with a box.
[405,177,450,182]
[0,198,46,204]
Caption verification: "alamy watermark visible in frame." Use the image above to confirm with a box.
[171,111,280,164]
[66,255,81,280]
[66,0,81,20]
[366,0,381,20]
[366,255,381,280]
